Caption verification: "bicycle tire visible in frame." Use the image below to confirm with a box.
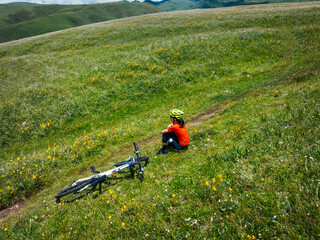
[114,159,132,167]
[114,156,149,167]
[55,179,92,199]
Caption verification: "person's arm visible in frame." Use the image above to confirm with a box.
[161,123,173,134]
[161,129,169,134]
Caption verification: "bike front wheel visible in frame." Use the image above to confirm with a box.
[114,156,149,167]
[114,159,132,167]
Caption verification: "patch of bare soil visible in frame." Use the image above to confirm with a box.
[0,202,24,221]
[187,105,224,127]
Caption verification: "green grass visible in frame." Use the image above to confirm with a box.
[0,2,162,43]
[0,2,319,239]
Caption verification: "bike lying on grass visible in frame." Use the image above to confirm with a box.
[55,142,149,203]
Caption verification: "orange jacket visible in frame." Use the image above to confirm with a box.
[168,123,189,147]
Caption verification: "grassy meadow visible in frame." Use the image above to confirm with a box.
[0,2,319,239]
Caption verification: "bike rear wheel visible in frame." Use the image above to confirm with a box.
[55,179,92,199]
[55,176,106,202]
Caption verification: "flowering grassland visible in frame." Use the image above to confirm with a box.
[0,2,319,239]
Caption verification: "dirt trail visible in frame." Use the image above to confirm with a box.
[0,202,24,221]
[0,104,225,221]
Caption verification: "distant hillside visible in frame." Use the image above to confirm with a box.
[196,0,320,9]
[0,2,38,7]
[150,0,200,11]
[150,0,320,11]
[0,2,162,43]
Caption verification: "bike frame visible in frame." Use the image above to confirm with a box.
[68,157,135,190]
[55,142,148,202]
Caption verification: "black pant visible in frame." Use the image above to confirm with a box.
[162,132,187,150]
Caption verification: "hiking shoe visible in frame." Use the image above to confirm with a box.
[156,148,168,155]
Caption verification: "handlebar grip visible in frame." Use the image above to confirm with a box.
[139,156,149,162]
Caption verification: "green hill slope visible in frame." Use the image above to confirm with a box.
[0,2,162,43]
[153,0,320,11]
[155,0,199,11]
[197,0,320,9]
[0,2,319,239]
[0,2,37,7]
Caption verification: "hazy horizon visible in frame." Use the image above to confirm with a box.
[0,0,129,4]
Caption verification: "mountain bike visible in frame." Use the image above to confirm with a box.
[55,142,149,203]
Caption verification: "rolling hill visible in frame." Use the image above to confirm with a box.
[0,2,319,239]
[150,0,200,11]
[153,0,320,11]
[195,0,319,9]
[0,2,162,43]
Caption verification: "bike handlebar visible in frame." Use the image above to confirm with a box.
[133,142,141,158]
[137,156,149,166]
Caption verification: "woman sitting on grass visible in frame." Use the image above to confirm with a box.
[156,109,189,155]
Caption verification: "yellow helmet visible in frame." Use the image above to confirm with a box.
[170,109,184,120]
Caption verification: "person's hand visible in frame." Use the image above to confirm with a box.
[167,123,173,128]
